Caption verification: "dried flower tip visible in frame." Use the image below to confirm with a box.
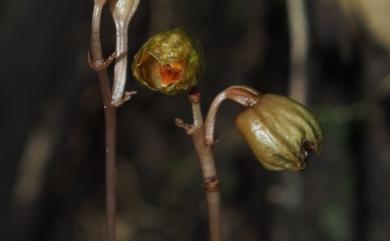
[110,0,139,23]
[132,27,204,95]
[95,0,108,7]
[235,94,322,171]
[109,0,140,106]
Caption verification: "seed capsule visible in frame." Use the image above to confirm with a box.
[132,27,203,95]
[235,94,322,171]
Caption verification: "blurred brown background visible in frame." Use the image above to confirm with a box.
[0,0,389,241]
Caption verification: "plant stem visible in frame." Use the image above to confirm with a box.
[287,0,309,103]
[90,3,117,241]
[204,85,260,146]
[176,91,222,241]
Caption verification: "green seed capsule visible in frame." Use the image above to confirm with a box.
[132,27,204,95]
[235,94,322,171]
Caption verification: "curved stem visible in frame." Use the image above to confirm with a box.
[204,85,260,146]
[90,2,117,241]
[176,91,222,241]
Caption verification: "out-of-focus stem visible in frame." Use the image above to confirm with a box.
[176,91,222,241]
[90,2,117,241]
[287,0,309,104]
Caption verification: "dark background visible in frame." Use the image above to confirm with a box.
[1,0,389,241]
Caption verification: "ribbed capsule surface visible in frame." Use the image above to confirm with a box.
[235,94,322,171]
[132,27,203,95]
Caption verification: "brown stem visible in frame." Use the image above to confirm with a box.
[176,91,222,241]
[90,2,117,241]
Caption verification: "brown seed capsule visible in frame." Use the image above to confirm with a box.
[235,94,322,171]
[132,27,204,95]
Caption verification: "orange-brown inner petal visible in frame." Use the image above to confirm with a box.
[159,61,186,85]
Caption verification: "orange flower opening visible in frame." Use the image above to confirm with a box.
[159,61,186,86]
[132,28,203,94]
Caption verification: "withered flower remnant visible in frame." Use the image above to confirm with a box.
[110,0,139,22]
[132,27,204,95]
[109,0,140,106]
[235,94,322,171]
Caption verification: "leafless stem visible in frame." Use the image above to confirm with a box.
[287,0,309,103]
[175,90,222,241]
[204,86,260,146]
[90,1,117,241]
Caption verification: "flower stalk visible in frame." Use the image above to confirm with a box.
[175,91,222,241]
[90,2,117,241]
[89,1,139,241]
[204,85,260,146]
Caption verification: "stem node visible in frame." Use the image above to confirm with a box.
[203,176,220,193]
[176,92,222,241]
